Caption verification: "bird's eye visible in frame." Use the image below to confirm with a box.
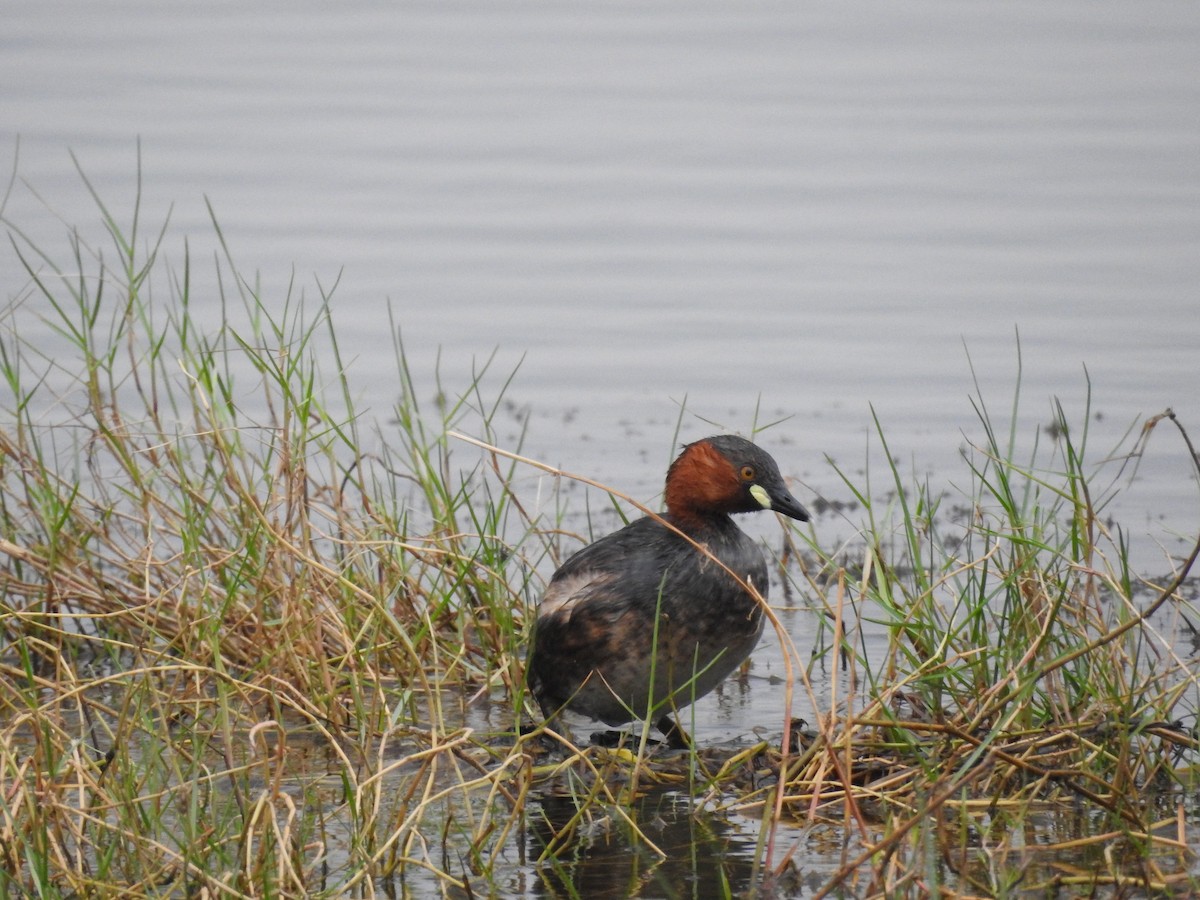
[740,465,756,481]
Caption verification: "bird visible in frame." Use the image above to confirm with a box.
[526,434,809,749]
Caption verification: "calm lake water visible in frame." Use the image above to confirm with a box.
[4,2,1198,543]
[3,1,1200,894]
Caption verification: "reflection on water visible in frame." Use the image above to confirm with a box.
[531,790,766,899]
[519,764,1200,898]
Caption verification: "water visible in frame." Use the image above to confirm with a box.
[3,1,1200,894]
[6,4,1199,560]
[4,3,1198,509]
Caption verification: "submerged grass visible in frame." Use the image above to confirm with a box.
[2,168,1199,898]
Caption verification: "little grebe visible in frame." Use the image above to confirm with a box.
[527,434,809,748]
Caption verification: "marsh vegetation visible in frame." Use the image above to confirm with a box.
[2,175,1199,898]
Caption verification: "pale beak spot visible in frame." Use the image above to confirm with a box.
[749,483,771,509]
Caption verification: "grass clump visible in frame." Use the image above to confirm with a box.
[0,167,543,897]
[754,372,1200,896]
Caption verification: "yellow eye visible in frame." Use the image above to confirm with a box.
[740,465,756,481]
